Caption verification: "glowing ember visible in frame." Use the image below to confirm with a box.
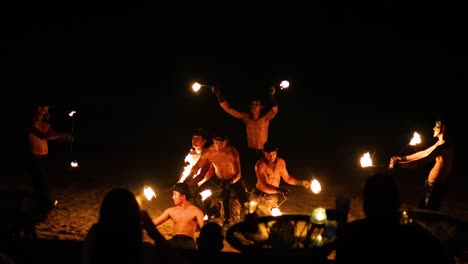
[311,179,321,194]
[192,82,202,92]
[279,80,290,90]
[360,152,373,168]
[143,186,156,201]
[70,160,79,168]
[271,207,282,216]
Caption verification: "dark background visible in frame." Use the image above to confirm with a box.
[3,3,466,194]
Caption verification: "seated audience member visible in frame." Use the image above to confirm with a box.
[82,188,170,264]
[196,222,224,252]
[334,172,452,264]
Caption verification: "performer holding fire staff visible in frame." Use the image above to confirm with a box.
[253,141,312,216]
[389,114,455,210]
[178,128,220,218]
[26,98,73,210]
[184,130,248,225]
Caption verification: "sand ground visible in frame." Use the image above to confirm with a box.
[2,150,467,257]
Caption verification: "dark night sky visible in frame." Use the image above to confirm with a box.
[4,3,467,183]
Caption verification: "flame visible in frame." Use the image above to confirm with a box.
[192,82,202,92]
[279,80,290,90]
[360,152,373,168]
[409,132,421,146]
[310,179,321,194]
[143,186,156,201]
[70,160,79,168]
[179,149,202,183]
[271,207,282,216]
[199,189,212,201]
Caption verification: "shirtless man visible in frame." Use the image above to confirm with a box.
[389,115,454,210]
[184,131,248,225]
[152,182,205,249]
[178,128,217,217]
[253,141,311,216]
[211,86,278,191]
[27,100,72,207]
[178,128,213,184]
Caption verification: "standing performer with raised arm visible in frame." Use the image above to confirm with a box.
[210,86,279,191]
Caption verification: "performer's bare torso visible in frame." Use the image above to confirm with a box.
[187,137,242,184]
[244,116,270,150]
[428,144,454,185]
[204,145,240,181]
[255,158,286,194]
[29,118,51,156]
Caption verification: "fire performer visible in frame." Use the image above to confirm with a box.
[389,115,454,210]
[26,99,73,209]
[177,128,213,184]
[184,130,248,225]
[210,86,279,192]
[178,128,219,218]
[253,141,312,216]
[152,183,205,250]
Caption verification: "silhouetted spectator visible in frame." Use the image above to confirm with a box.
[82,188,170,264]
[268,219,295,249]
[196,222,224,252]
[335,172,452,264]
[0,252,16,264]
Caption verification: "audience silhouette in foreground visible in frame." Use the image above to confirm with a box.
[196,222,224,252]
[334,172,452,264]
[81,188,171,264]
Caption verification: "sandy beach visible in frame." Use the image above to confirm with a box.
[3,148,467,257]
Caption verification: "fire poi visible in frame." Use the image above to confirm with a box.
[360,131,421,169]
[191,82,214,93]
[68,110,79,168]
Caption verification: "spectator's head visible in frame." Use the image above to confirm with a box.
[268,220,295,249]
[197,222,224,252]
[98,188,141,233]
[362,173,400,222]
[94,188,143,263]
